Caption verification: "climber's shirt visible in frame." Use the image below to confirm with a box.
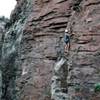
[64,33,70,44]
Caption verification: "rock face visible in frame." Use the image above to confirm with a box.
[0,17,8,100]
[67,0,100,99]
[1,0,100,100]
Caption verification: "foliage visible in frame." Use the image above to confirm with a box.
[94,83,100,92]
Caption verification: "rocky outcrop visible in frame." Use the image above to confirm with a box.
[0,17,8,100]
[1,0,100,100]
[51,57,69,100]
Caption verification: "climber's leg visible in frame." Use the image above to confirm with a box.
[64,44,68,53]
[64,45,67,52]
[64,42,70,53]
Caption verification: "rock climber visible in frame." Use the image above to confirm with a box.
[64,29,70,53]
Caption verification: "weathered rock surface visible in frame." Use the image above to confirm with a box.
[67,0,100,99]
[1,0,100,100]
[51,57,69,100]
[0,17,8,100]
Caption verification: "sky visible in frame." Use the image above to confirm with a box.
[0,0,16,18]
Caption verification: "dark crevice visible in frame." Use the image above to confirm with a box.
[85,1,100,7]
[31,11,55,22]
[78,50,98,52]
[49,25,67,29]
[41,22,67,29]
[45,56,57,60]
[72,0,83,12]
[34,34,56,37]
[50,22,67,26]
[56,0,68,4]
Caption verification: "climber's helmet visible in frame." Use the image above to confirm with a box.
[65,29,69,36]
[65,29,68,33]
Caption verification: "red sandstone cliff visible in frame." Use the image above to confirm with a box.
[1,0,100,100]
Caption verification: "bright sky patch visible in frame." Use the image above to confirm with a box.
[0,0,16,18]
